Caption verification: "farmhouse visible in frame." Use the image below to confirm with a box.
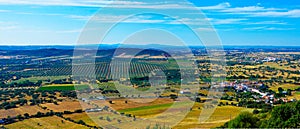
[85,108,103,112]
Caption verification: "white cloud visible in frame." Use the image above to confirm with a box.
[0,1,228,11]
[0,0,145,7]
[212,18,247,25]
[0,22,18,30]
[68,14,168,24]
[0,9,10,12]
[243,26,295,31]
[250,9,300,18]
[221,6,281,13]
[195,27,216,31]
[265,27,295,30]
[198,2,231,10]
[0,0,201,10]
[0,26,17,30]
[246,21,287,25]
[214,3,300,18]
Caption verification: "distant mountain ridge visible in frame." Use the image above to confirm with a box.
[0,44,300,50]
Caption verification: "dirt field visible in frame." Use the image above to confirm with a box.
[40,100,94,112]
[0,105,47,118]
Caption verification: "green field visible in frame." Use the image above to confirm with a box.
[117,101,193,117]
[118,103,173,113]
[37,84,90,91]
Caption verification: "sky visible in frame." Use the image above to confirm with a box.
[0,0,300,46]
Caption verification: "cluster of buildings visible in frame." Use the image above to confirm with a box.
[213,80,297,105]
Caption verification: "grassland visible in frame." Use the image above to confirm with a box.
[91,98,173,111]
[118,103,173,117]
[0,105,47,118]
[63,111,138,128]
[40,100,93,112]
[174,105,252,129]
[61,102,250,129]
[4,116,88,129]
[269,84,300,92]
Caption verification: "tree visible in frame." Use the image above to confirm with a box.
[24,113,30,118]
[16,115,24,121]
[225,112,260,128]
[260,101,300,128]
[170,94,178,101]
[278,87,284,94]
[106,116,111,122]
[77,120,86,125]
[253,109,260,114]
[195,97,201,102]
[287,89,292,96]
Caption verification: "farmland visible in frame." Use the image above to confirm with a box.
[0,47,300,128]
[5,116,88,129]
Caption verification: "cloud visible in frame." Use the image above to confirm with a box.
[0,0,202,10]
[250,9,300,18]
[0,10,9,12]
[246,21,287,25]
[195,27,216,31]
[69,14,216,26]
[0,26,17,30]
[198,2,230,10]
[0,0,145,7]
[68,14,168,24]
[0,22,18,30]
[243,26,295,31]
[214,3,300,18]
[0,1,227,11]
[220,6,281,13]
[212,18,247,25]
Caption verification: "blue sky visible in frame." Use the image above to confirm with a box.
[0,0,300,46]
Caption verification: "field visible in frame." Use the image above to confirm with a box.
[40,100,94,112]
[118,103,174,117]
[37,84,90,91]
[5,116,88,129]
[61,100,250,129]
[269,84,300,92]
[287,91,300,100]
[11,76,69,84]
[91,98,174,111]
[0,105,47,118]
[1,47,300,128]
[174,105,252,128]
[63,110,146,128]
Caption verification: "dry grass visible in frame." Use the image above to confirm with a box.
[0,105,47,118]
[91,98,173,111]
[40,100,93,112]
[5,116,88,129]
[63,111,137,128]
[174,105,251,129]
[270,84,300,92]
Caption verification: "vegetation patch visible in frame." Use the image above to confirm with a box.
[37,84,90,91]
